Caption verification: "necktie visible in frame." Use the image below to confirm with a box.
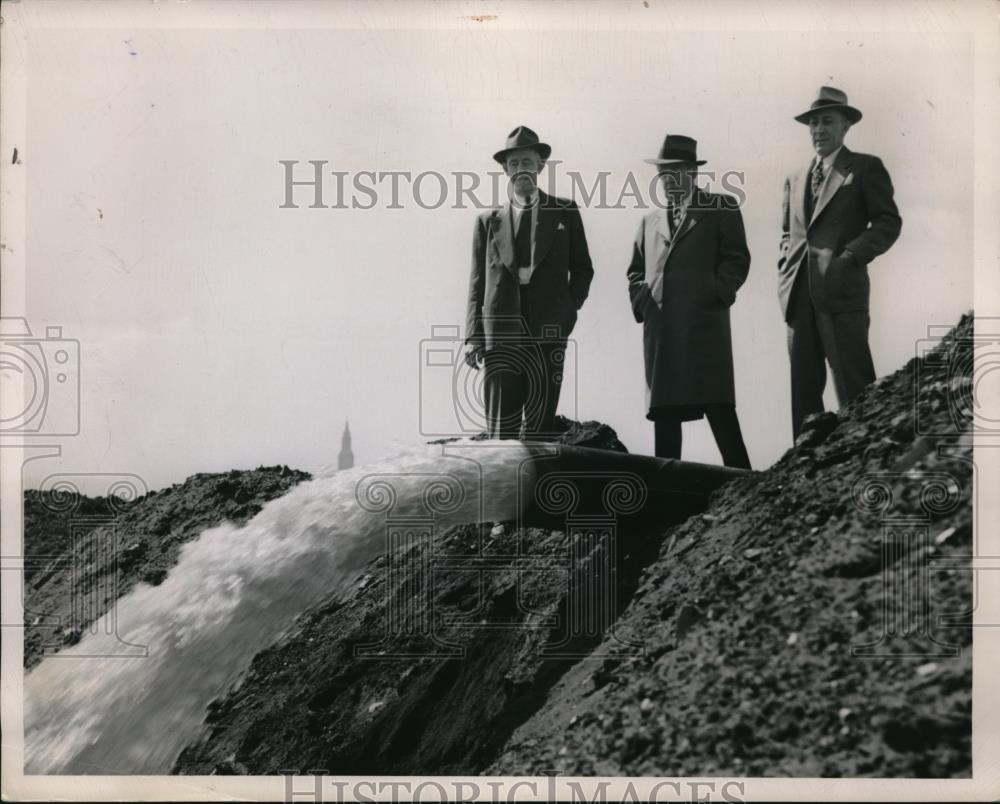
[666,200,683,235]
[811,159,825,200]
[514,204,532,269]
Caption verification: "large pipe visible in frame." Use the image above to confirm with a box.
[519,442,753,529]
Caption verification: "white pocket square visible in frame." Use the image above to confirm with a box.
[843,172,854,186]
[557,222,566,231]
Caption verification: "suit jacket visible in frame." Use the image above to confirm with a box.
[627,191,750,416]
[778,146,902,321]
[466,190,594,350]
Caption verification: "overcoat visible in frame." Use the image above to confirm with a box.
[466,190,594,349]
[627,190,750,420]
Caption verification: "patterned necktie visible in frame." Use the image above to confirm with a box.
[667,199,684,235]
[811,159,825,200]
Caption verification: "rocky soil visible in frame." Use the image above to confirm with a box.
[24,316,975,777]
[23,465,310,669]
[492,321,974,777]
[173,420,650,774]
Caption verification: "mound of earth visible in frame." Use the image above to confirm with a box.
[172,316,973,777]
[22,419,625,674]
[491,315,974,778]
[23,465,310,669]
[173,421,646,774]
[24,316,975,778]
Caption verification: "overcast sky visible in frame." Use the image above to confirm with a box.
[12,6,978,494]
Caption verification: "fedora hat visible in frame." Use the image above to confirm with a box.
[644,134,707,167]
[794,86,863,124]
[492,125,552,164]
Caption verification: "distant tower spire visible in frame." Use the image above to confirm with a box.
[338,420,354,470]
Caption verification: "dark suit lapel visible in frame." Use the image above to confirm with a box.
[672,205,702,246]
[532,190,556,267]
[490,204,517,278]
[810,146,854,226]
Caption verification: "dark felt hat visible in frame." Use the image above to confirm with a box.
[492,125,552,164]
[644,134,707,167]
[794,86,863,124]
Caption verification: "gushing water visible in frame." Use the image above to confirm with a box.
[24,441,533,774]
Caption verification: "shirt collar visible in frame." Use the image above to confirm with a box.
[816,145,844,173]
[512,189,539,211]
[665,186,694,209]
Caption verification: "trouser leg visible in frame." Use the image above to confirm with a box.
[787,274,827,439]
[522,341,565,439]
[705,403,752,470]
[815,309,876,408]
[653,414,682,459]
[483,345,525,439]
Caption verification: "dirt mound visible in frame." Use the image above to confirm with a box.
[173,316,971,777]
[491,315,973,777]
[24,316,974,777]
[173,422,646,774]
[23,465,310,669]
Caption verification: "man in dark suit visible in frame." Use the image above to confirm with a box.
[627,135,752,468]
[465,126,594,439]
[779,86,902,438]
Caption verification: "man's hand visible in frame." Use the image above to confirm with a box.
[464,345,485,370]
[840,248,859,267]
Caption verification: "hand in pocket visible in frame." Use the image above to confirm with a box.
[632,282,654,322]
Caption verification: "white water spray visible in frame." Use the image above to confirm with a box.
[24,441,533,774]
